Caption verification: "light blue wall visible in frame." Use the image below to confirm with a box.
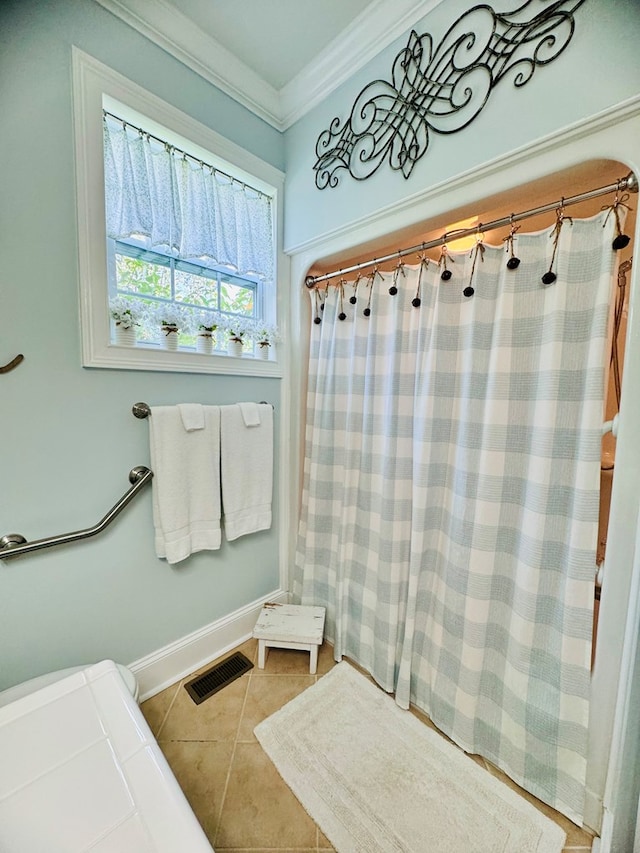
[284,0,640,252]
[0,0,285,689]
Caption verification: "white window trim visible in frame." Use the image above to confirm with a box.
[72,47,286,377]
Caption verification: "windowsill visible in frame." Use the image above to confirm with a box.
[84,342,283,377]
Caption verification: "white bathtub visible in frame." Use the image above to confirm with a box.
[0,660,213,852]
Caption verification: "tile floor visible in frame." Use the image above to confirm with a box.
[141,638,595,853]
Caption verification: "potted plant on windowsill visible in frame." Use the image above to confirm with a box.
[224,316,252,357]
[195,311,221,355]
[148,304,189,351]
[109,297,144,347]
[255,323,281,360]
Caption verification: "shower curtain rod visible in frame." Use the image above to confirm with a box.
[305,172,638,288]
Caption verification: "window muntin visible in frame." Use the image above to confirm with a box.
[109,239,260,352]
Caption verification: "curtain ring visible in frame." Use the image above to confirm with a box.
[363,265,379,317]
[350,272,362,305]
[504,214,521,270]
[438,242,454,281]
[313,288,322,325]
[389,252,405,295]
[543,201,573,285]
[413,255,429,307]
[338,279,347,321]
[464,234,484,298]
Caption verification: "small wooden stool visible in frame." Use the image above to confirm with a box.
[252,604,326,674]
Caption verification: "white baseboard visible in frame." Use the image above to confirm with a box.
[128,588,289,701]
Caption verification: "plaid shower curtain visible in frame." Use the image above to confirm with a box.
[294,211,617,823]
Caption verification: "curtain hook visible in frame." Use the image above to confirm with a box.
[350,272,362,304]
[464,229,485,298]
[338,278,347,321]
[543,199,573,285]
[438,240,454,281]
[603,181,633,251]
[504,213,521,269]
[556,197,567,223]
[389,252,405,296]
[614,179,622,205]
[313,287,322,325]
[363,263,379,317]
[413,256,429,308]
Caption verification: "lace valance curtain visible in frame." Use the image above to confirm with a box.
[103,115,274,283]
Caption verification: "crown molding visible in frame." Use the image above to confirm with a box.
[93,0,443,131]
[93,0,282,127]
[279,0,444,129]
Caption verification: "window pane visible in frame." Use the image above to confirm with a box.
[220,275,255,316]
[115,253,171,298]
[175,268,219,309]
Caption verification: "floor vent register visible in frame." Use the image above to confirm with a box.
[184,652,253,705]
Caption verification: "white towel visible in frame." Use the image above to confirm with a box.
[178,403,205,431]
[220,403,273,541]
[239,402,260,427]
[149,405,221,564]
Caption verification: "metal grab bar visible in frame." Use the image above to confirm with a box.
[0,466,153,560]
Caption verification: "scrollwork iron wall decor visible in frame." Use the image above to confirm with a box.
[313,0,586,190]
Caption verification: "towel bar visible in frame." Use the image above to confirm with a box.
[0,466,153,560]
[133,401,273,418]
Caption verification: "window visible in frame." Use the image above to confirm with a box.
[72,49,285,376]
[109,239,261,353]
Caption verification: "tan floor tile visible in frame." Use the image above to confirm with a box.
[140,681,180,737]
[237,674,315,741]
[159,672,249,742]
[159,740,234,844]
[215,742,318,849]
[252,645,321,676]
[235,637,259,666]
[147,639,592,853]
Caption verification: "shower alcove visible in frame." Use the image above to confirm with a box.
[292,156,636,837]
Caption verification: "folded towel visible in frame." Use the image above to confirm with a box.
[149,405,221,564]
[239,402,260,427]
[178,403,205,431]
[220,403,273,541]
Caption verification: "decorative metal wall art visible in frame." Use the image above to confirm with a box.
[313,0,586,190]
